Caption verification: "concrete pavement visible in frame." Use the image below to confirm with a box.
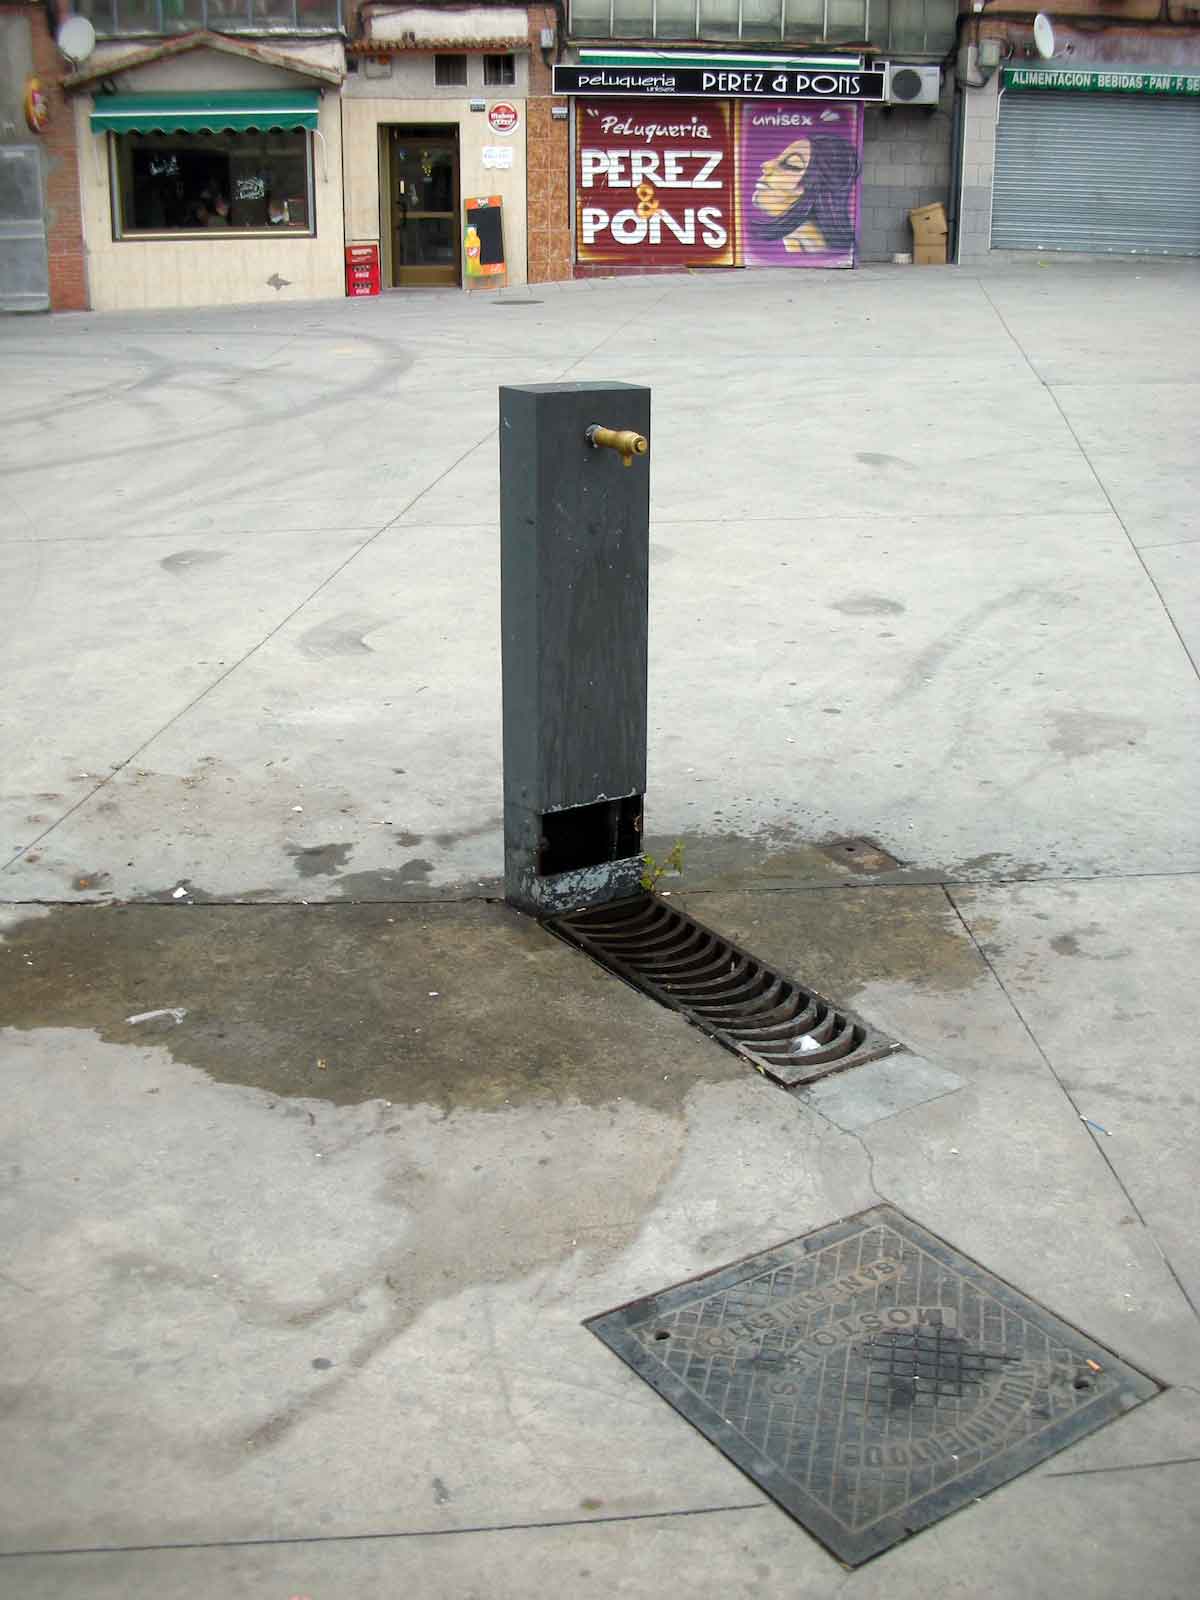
[1,258,1199,1598]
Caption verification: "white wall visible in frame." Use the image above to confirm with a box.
[77,47,346,311]
[343,94,527,287]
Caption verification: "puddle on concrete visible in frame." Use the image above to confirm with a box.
[675,884,988,1002]
[0,900,745,1114]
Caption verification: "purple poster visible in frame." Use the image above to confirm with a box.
[737,101,864,269]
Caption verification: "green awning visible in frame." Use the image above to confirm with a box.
[90,91,320,135]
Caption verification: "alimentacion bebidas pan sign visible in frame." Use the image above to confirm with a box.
[1003,66,1200,95]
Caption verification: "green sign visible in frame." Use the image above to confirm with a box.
[1003,66,1200,96]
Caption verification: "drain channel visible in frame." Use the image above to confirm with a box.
[545,894,899,1088]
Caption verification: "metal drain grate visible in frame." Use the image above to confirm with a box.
[545,893,898,1088]
[585,1204,1163,1567]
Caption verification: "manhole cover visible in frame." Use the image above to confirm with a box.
[586,1205,1161,1567]
[545,894,898,1088]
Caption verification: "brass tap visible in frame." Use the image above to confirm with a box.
[586,425,649,468]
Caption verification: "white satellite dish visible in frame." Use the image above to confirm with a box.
[1033,13,1056,60]
[56,15,97,66]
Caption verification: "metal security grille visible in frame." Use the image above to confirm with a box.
[992,91,1200,256]
[0,146,49,314]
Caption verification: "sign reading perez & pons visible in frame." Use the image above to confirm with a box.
[555,64,886,102]
[1003,66,1200,96]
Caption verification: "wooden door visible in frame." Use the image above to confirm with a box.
[389,131,460,288]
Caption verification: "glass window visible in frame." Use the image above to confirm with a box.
[924,0,957,52]
[888,0,926,52]
[570,0,612,34]
[117,0,167,31]
[483,54,516,86]
[741,0,782,40]
[782,0,824,38]
[79,0,340,32]
[698,0,738,40]
[111,130,313,236]
[654,0,697,37]
[434,54,468,86]
[827,0,865,40]
[252,0,296,26]
[865,0,890,46]
[612,0,653,36]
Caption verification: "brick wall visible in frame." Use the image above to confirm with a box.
[525,5,571,283]
[859,77,954,262]
[19,5,88,310]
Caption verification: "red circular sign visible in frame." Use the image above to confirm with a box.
[487,101,519,135]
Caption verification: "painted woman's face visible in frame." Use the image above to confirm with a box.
[752,140,814,216]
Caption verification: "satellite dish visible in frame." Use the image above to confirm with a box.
[1033,14,1056,60]
[56,16,97,66]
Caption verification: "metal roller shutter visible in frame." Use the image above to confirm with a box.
[992,91,1200,255]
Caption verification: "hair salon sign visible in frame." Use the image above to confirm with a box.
[574,98,864,272]
[555,65,885,101]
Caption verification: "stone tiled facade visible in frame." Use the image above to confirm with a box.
[524,5,572,283]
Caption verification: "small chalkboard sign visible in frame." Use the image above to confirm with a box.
[465,195,505,284]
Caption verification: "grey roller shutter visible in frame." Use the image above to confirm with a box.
[992,90,1200,256]
[0,146,49,314]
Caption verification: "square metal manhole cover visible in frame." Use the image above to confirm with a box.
[586,1205,1161,1567]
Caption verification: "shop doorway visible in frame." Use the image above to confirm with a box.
[386,127,460,288]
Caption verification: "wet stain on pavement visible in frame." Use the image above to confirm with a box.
[159,550,228,574]
[287,842,355,879]
[395,857,433,882]
[674,884,989,1002]
[830,594,907,617]
[0,900,745,1114]
[1048,711,1146,760]
[298,614,388,660]
[430,816,504,849]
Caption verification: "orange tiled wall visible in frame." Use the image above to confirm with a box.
[524,7,572,284]
[526,97,571,283]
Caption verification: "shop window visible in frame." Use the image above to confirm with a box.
[741,0,781,39]
[570,0,612,33]
[827,0,866,41]
[435,54,469,87]
[697,0,738,38]
[612,0,653,36]
[483,54,516,86]
[568,0,954,49]
[654,0,697,38]
[76,0,341,34]
[111,130,314,237]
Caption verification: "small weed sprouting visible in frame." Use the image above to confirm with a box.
[641,840,685,893]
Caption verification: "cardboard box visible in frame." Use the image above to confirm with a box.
[909,202,948,242]
[914,240,948,265]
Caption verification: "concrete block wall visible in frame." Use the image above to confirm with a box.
[859,74,954,262]
[957,52,999,264]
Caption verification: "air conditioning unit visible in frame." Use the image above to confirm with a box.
[885,64,942,106]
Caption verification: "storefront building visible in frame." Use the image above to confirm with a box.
[556,0,958,275]
[560,55,883,271]
[62,21,346,312]
[341,6,549,290]
[958,17,1200,262]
